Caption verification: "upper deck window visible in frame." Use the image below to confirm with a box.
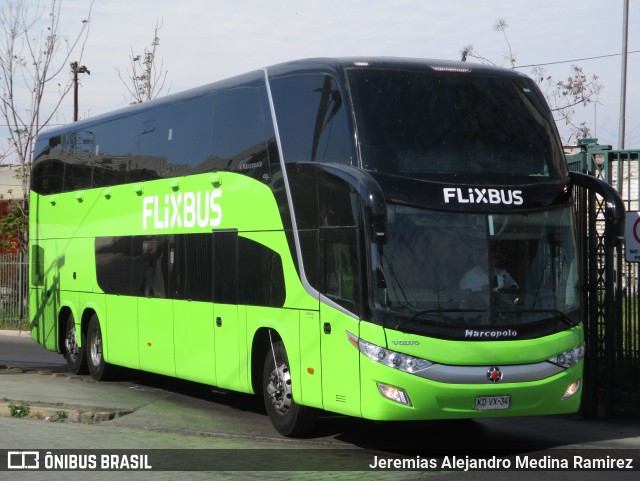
[270,73,353,165]
[347,67,566,182]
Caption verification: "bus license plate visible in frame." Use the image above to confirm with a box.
[475,395,510,411]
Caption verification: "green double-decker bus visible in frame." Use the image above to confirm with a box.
[29,57,614,436]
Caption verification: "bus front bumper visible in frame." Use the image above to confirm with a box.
[359,362,583,421]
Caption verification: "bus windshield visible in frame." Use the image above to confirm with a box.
[347,66,566,181]
[370,205,579,328]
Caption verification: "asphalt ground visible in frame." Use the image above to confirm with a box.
[2,330,640,480]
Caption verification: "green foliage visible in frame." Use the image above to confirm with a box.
[49,410,68,422]
[9,402,30,418]
[0,203,27,252]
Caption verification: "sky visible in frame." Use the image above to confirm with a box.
[2,0,639,167]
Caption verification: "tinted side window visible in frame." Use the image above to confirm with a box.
[238,237,285,307]
[93,120,134,187]
[132,235,171,298]
[213,231,238,304]
[321,228,361,315]
[31,158,64,195]
[270,74,353,164]
[173,234,213,302]
[31,245,45,286]
[166,97,215,174]
[129,115,166,182]
[95,237,132,295]
[208,86,274,182]
[62,131,95,191]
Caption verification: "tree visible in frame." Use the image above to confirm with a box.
[116,19,169,104]
[0,200,27,252]
[461,18,603,145]
[0,0,93,219]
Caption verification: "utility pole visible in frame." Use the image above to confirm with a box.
[619,0,629,150]
[71,61,91,121]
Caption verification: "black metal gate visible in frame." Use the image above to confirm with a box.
[568,140,639,417]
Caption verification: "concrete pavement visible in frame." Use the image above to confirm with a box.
[2,330,640,451]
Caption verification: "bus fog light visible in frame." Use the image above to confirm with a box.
[377,383,412,406]
[563,379,581,400]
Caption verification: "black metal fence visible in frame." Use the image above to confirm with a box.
[567,141,640,416]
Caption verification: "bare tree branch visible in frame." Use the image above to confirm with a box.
[0,0,94,248]
[462,18,603,144]
[116,18,169,104]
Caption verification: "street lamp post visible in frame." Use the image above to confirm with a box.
[70,61,90,122]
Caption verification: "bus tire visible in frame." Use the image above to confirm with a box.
[63,313,87,375]
[86,314,116,381]
[262,340,317,437]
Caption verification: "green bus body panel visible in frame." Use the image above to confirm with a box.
[104,296,140,368]
[359,358,582,420]
[297,310,323,407]
[57,237,96,293]
[382,327,583,366]
[320,303,362,417]
[245,306,302,398]
[174,300,216,385]
[214,303,243,392]
[31,172,283,238]
[139,298,175,376]
[29,237,59,352]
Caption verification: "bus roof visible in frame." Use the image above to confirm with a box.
[37,57,526,141]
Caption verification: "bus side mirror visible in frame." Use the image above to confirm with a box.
[315,163,388,244]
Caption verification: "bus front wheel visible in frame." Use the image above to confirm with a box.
[64,313,87,375]
[86,314,116,381]
[262,340,317,437]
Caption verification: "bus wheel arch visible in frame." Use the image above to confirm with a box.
[60,307,87,375]
[259,330,318,437]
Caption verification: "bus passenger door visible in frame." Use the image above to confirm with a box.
[212,231,242,391]
[172,234,216,385]
[138,297,174,376]
[173,299,215,385]
[135,236,175,377]
[213,303,241,390]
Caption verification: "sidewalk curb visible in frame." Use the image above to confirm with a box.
[0,401,133,424]
[0,329,31,337]
[0,366,133,424]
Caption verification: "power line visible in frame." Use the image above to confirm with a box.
[515,49,640,69]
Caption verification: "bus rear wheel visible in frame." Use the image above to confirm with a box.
[86,314,116,381]
[262,340,317,437]
[64,313,87,374]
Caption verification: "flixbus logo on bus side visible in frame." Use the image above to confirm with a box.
[142,189,222,230]
[443,187,523,206]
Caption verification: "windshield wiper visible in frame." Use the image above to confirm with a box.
[525,309,578,327]
[494,308,578,327]
[395,308,486,331]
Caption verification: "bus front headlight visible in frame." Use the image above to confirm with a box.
[549,342,585,368]
[346,331,433,374]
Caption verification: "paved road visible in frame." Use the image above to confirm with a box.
[1,331,640,480]
[0,331,66,371]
